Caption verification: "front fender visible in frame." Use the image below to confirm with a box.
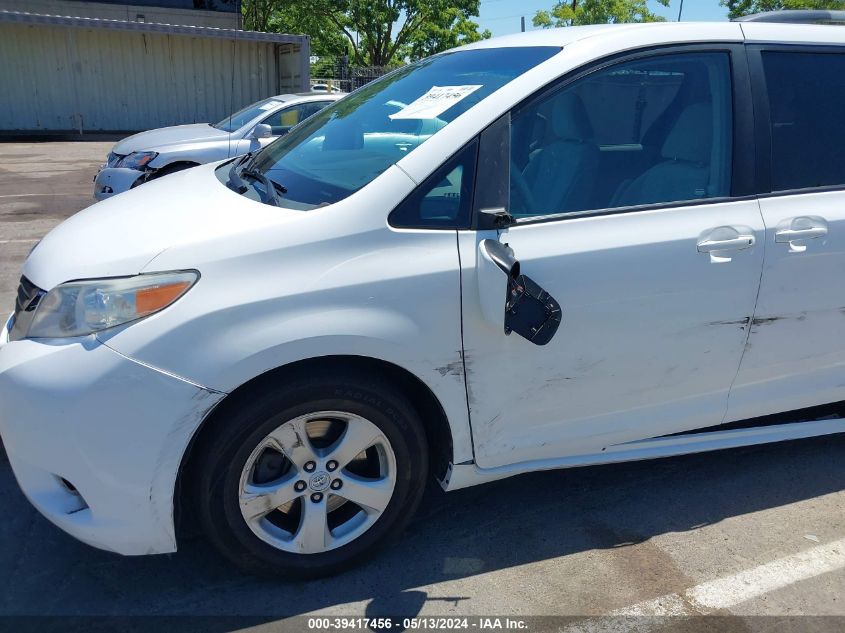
[96,166,474,463]
[100,306,474,465]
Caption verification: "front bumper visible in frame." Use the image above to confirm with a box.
[93,167,145,201]
[0,320,224,555]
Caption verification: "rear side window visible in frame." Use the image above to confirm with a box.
[509,52,733,218]
[761,51,845,192]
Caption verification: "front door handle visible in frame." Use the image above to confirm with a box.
[775,227,827,242]
[697,225,757,263]
[697,236,755,253]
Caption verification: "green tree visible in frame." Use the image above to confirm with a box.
[267,6,348,58]
[534,0,671,28]
[242,1,345,56]
[241,0,275,32]
[310,0,490,66]
[404,7,492,61]
[242,0,490,65]
[721,0,845,19]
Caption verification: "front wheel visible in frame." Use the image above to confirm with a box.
[196,374,429,577]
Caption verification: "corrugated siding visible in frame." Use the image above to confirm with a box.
[0,22,306,132]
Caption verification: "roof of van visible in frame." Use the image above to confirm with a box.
[459,20,845,51]
[461,23,644,49]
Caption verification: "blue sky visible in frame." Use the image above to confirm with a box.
[477,0,730,37]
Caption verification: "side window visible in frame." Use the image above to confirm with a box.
[509,52,733,218]
[298,101,332,120]
[389,139,478,229]
[761,51,845,191]
[261,104,324,136]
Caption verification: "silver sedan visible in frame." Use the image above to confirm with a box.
[93,92,342,200]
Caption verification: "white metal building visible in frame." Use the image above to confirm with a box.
[0,9,310,134]
[1,0,242,28]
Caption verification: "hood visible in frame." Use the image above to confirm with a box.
[23,162,298,291]
[112,124,229,155]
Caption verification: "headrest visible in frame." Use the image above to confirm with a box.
[661,103,713,164]
[550,93,594,141]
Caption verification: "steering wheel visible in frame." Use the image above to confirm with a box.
[509,157,537,215]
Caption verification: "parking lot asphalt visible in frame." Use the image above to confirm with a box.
[1,142,844,629]
[0,142,113,312]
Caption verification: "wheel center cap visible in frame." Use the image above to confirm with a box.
[309,471,331,492]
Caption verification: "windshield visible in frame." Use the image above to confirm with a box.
[213,98,280,132]
[248,47,559,210]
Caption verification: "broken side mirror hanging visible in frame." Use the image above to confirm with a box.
[480,239,562,346]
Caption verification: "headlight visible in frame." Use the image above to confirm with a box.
[117,151,158,170]
[26,271,198,339]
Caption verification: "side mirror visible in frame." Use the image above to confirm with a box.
[252,123,273,139]
[479,239,562,346]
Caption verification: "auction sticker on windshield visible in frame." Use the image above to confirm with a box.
[389,85,482,120]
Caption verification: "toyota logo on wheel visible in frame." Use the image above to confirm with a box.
[309,472,331,492]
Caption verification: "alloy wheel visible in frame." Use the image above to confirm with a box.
[237,411,397,554]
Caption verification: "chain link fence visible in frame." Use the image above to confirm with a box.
[310,56,394,93]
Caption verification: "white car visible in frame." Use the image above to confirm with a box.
[93,93,341,200]
[4,12,845,577]
[311,83,343,93]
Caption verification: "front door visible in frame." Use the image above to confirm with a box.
[460,48,765,469]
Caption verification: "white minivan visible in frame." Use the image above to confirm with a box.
[3,13,845,577]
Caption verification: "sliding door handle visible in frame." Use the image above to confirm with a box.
[774,216,828,253]
[775,226,827,242]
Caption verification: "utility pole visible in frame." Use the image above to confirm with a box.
[521,16,525,32]
[677,0,685,21]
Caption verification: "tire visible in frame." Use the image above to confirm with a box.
[196,371,429,578]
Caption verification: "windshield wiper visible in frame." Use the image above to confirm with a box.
[241,168,287,207]
[226,152,287,207]
[226,152,256,194]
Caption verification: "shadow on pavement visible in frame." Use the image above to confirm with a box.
[1,434,843,620]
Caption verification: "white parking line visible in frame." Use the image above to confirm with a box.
[567,537,845,632]
[0,239,38,244]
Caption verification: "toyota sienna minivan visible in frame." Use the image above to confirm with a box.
[3,13,845,577]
